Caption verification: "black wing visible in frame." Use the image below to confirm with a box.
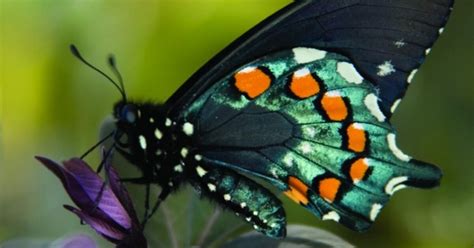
[165,0,453,118]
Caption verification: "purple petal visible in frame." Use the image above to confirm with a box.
[36,156,69,189]
[63,158,132,229]
[64,205,125,244]
[36,156,101,212]
[52,234,97,248]
[106,164,140,225]
[36,156,131,229]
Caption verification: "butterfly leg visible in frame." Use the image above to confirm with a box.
[189,164,287,238]
[142,186,171,226]
[114,146,167,226]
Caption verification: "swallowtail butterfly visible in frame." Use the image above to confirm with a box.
[74,0,453,238]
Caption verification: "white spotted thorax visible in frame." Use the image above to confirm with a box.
[112,101,204,194]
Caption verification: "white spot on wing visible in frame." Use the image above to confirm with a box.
[294,67,311,77]
[269,168,279,178]
[305,127,316,138]
[292,47,327,64]
[390,99,402,113]
[393,184,407,193]
[196,166,207,177]
[253,211,258,216]
[394,39,406,48]
[352,123,364,130]
[139,135,147,149]
[377,61,396,77]
[283,154,294,167]
[387,133,411,162]
[240,202,247,208]
[223,194,231,201]
[182,122,194,136]
[239,66,257,73]
[438,28,445,34]
[370,203,383,221]
[299,142,312,154]
[385,176,409,195]
[407,69,418,84]
[425,48,432,55]
[337,62,364,84]
[207,183,216,192]
[325,90,341,97]
[322,211,340,222]
[364,94,386,122]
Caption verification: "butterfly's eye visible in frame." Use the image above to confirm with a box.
[120,104,138,124]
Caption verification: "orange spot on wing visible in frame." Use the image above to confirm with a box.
[284,176,309,205]
[290,71,320,98]
[350,158,369,183]
[347,124,367,152]
[319,178,341,203]
[321,93,348,121]
[234,67,272,99]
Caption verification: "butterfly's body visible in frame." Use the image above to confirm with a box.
[114,101,288,237]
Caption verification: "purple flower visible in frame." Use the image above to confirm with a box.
[36,156,147,248]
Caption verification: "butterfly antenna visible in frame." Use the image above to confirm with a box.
[70,44,127,101]
[107,54,127,102]
[80,130,115,160]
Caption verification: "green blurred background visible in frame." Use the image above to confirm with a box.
[1,0,473,247]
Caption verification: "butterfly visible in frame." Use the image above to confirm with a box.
[73,0,454,238]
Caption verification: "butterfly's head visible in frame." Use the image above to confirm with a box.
[113,100,166,129]
[111,100,169,180]
[112,99,167,149]
[114,101,139,127]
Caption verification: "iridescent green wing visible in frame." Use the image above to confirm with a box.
[182,48,441,231]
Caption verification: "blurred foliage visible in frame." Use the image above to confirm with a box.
[222,225,354,248]
[0,0,473,247]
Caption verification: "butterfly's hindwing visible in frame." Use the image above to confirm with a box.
[181,48,441,232]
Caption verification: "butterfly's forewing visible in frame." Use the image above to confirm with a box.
[180,48,441,231]
[167,0,453,119]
